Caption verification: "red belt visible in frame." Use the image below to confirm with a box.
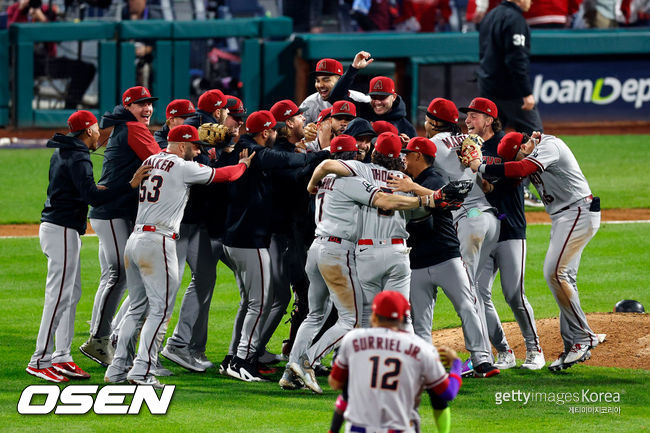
[315,235,342,244]
[142,224,178,240]
[357,238,404,246]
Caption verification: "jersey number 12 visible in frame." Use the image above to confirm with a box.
[369,356,401,390]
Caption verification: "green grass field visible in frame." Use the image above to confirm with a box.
[0,134,649,224]
[0,135,649,431]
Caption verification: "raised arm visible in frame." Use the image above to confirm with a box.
[307,160,353,193]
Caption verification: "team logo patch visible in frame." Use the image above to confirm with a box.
[170,109,177,114]
[318,61,326,70]
[182,134,192,139]
[373,81,383,90]
[189,102,194,110]
[141,88,147,96]
[124,96,131,102]
[341,103,350,112]
[215,101,222,107]
[284,109,292,116]
[263,121,272,127]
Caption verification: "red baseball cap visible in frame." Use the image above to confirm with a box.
[330,134,358,153]
[317,108,332,124]
[312,58,344,77]
[368,76,396,96]
[372,291,410,320]
[198,89,228,113]
[68,110,98,133]
[226,96,246,118]
[403,137,437,157]
[459,97,498,118]
[122,86,158,106]
[270,99,306,123]
[331,101,356,119]
[374,132,402,158]
[421,98,459,124]
[372,120,398,135]
[166,99,196,120]
[246,110,278,134]
[168,124,204,145]
[498,132,525,161]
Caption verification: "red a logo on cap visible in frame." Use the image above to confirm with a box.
[341,103,350,112]
[318,61,326,70]
[374,80,383,90]
[141,88,147,96]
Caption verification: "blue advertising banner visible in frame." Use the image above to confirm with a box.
[530,60,650,122]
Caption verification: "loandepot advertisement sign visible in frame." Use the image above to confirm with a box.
[530,60,650,121]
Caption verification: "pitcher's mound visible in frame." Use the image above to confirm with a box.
[431,312,649,370]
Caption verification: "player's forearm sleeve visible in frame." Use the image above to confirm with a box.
[73,159,131,206]
[431,358,462,401]
[329,66,359,103]
[127,122,162,161]
[209,163,247,183]
[482,159,538,178]
[330,362,348,384]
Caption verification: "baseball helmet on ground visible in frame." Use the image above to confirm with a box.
[614,300,645,313]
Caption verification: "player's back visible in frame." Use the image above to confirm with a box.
[525,134,592,214]
[432,132,493,216]
[339,327,446,431]
[342,160,409,240]
[136,152,213,233]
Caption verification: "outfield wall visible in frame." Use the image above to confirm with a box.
[2,23,649,128]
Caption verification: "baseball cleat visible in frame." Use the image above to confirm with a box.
[128,375,164,389]
[161,344,206,373]
[52,362,91,379]
[520,349,545,370]
[104,365,129,383]
[460,358,474,378]
[279,367,304,390]
[219,355,233,376]
[563,344,591,365]
[79,336,114,367]
[548,352,567,372]
[259,349,283,365]
[152,358,173,377]
[226,357,268,382]
[473,362,500,378]
[191,351,215,370]
[26,366,69,383]
[313,362,331,377]
[493,349,516,369]
[289,355,322,394]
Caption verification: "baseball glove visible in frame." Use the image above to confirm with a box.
[432,179,473,210]
[460,134,484,166]
[198,123,231,147]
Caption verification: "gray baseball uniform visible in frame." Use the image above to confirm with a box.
[289,174,378,367]
[338,159,411,328]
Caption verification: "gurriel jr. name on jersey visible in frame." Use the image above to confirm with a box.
[351,336,421,359]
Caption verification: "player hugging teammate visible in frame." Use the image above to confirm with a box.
[25,46,604,433]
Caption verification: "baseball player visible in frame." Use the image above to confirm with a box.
[27,111,150,382]
[300,57,371,125]
[154,99,196,149]
[462,97,544,370]
[306,100,357,152]
[328,51,417,138]
[470,131,601,371]
[388,136,498,378]
[81,86,161,367]
[287,135,440,394]
[342,117,376,162]
[160,89,232,373]
[104,125,254,388]
[301,132,414,328]
[219,111,329,382]
[329,291,463,433]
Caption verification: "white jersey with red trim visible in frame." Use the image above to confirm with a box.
[339,160,410,240]
[335,327,448,431]
[432,132,494,218]
[136,152,216,233]
[524,134,592,215]
[314,174,381,241]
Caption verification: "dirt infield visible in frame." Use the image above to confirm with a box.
[432,312,650,370]
[2,208,648,237]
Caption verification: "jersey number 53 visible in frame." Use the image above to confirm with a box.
[139,175,163,203]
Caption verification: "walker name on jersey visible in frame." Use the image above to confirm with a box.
[17,384,175,415]
[143,156,176,172]
[533,75,650,109]
[351,336,421,359]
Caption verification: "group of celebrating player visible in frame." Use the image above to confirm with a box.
[26,48,603,433]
